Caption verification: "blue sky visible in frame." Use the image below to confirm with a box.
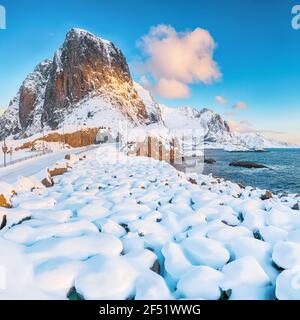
[0,0,299,143]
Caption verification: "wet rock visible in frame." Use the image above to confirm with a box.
[292,203,300,211]
[204,158,216,164]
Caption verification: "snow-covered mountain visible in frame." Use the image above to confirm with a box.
[0,28,159,140]
[0,28,295,150]
[155,105,295,149]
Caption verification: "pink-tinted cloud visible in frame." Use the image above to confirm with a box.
[215,95,228,105]
[155,79,190,99]
[137,24,221,99]
[233,101,247,110]
[227,120,253,133]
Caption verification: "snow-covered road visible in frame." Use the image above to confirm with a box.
[0,145,98,184]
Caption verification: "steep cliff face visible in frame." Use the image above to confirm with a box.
[42,28,148,128]
[19,60,52,130]
[0,60,52,138]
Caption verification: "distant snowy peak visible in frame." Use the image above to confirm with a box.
[237,132,294,149]
[159,105,233,143]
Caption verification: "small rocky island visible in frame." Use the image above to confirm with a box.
[229,161,268,169]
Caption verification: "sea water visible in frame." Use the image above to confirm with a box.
[202,149,300,194]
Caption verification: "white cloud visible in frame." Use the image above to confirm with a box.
[233,101,247,110]
[215,96,227,105]
[137,24,221,99]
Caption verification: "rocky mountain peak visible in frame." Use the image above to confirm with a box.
[42,28,148,128]
[0,28,152,140]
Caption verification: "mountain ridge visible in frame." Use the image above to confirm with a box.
[0,28,295,149]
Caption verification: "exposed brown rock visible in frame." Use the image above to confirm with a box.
[260,191,273,201]
[0,194,12,208]
[42,29,148,129]
[18,60,52,131]
[41,176,54,188]
[188,178,198,185]
[48,167,68,177]
[16,128,100,149]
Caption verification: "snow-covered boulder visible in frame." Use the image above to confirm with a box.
[276,266,300,300]
[162,242,192,280]
[272,241,300,269]
[181,236,230,269]
[177,266,223,300]
[220,257,274,300]
[75,255,137,300]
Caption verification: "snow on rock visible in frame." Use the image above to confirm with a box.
[220,257,274,300]
[177,266,223,300]
[259,226,288,245]
[162,242,192,280]
[181,236,230,269]
[34,257,84,298]
[272,241,300,269]
[25,233,123,263]
[75,255,137,300]
[0,146,299,300]
[135,270,173,300]
[276,266,300,300]
[15,176,43,193]
[0,238,50,299]
[0,208,31,229]
[18,197,56,210]
[77,202,110,221]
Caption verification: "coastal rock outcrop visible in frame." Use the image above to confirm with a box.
[229,161,268,169]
